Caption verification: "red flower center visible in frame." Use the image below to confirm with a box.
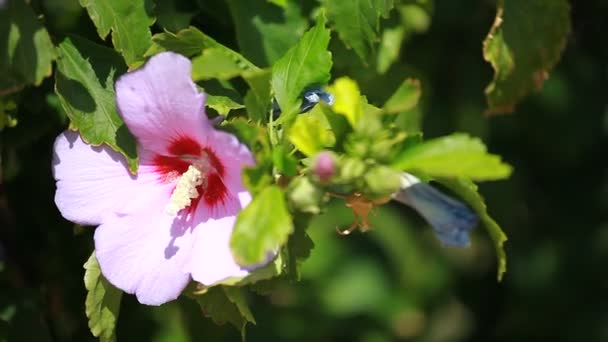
[153,136,229,212]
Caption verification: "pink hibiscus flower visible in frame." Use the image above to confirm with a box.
[52,52,255,305]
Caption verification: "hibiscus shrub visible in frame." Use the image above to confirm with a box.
[0,0,572,340]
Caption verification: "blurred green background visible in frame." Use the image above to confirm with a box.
[1,0,607,341]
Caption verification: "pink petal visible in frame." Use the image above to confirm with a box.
[52,130,162,226]
[115,52,211,154]
[94,190,195,305]
[203,129,255,196]
[187,191,252,285]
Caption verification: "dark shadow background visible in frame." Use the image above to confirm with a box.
[1,0,607,341]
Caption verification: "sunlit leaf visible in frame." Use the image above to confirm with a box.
[438,178,508,281]
[231,185,294,266]
[192,47,250,81]
[392,133,512,181]
[55,37,138,172]
[383,78,421,114]
[205,94,244,116]
[328,77,362,127]
[483,0,570,114]
[0,0,55,95]
[79,0,155,66]
[84,253,122,342]
[288,112,333,156]
[271,12,332,120]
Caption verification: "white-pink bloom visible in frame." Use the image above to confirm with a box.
[52,52,256,305]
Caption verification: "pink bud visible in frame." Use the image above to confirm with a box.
[314,151,335,183]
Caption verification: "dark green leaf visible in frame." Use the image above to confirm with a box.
[231,185,294,266]
[84,253,122,342]
[437,178,508,281]
[195,286,255,335]
[0,0,55,95]
[322,0,392,62]
[243,70,272,122]
[392,133,512,181]
[55,37,138,172]
[271,12,332,120]
[154,0,198,32]
[79,0,155,66]
[226,0,308,66]
[284,212,314,280]
[483,0,570,114]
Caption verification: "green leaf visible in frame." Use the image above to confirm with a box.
[205,94,244,116]
[287,177,324,214]
[231,185,294,266]
[0,0,55,95]
[154,0,198,32]
[192,48,251,81]
[313,102,350,147]
[284,212,314,279]
[79,0,155,66]
[272,145,298,177]
[483,0,570,114]
[147,27,260,78]
[0,99,18,130]
[437,178,508,281]
[55,37,138,172]
[267,0,287,8]
[363,165,402,198]
[84,253,122,342]
[243,70,272,122]
[392,133,512,181]
[383,78,421,114]
[195,286,255,335]
[226,0,308,66]
[145,27,208,57]
[322,0,392,62]
[376,26,405,74]
[271,12,332,120]
[288,112,333,156]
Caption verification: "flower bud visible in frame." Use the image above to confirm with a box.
[313,151,336,184]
